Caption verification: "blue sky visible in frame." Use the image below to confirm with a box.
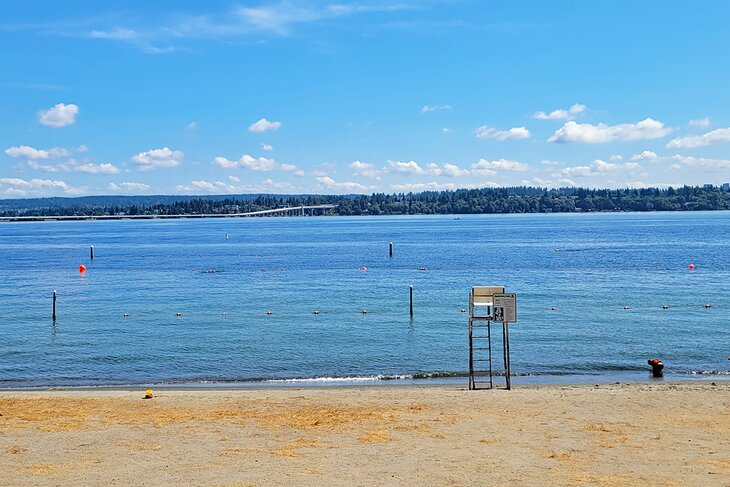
[2,1,730,197]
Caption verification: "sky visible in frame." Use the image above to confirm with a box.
[2,0,730,198]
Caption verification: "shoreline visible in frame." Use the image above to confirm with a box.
[2,381,728,486]
[2,370,729,392]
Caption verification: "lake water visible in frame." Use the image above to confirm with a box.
[1,212,728,388]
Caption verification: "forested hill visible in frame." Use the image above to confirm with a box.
[1,186,729,217]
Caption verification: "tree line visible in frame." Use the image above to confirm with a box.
[2,185,729,217]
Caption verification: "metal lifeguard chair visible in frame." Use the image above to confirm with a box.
[468,286,504,390]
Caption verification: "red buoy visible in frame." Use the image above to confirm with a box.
[688,264,695,270]
[79,264,86,273]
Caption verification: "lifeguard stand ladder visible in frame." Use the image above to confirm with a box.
[468,286,504,390]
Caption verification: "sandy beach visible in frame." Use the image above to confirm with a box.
[1,381,728,486]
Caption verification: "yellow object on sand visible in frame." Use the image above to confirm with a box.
[144,390,153,399]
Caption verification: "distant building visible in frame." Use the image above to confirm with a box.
[722,182,730,191]
[703,183,714,189]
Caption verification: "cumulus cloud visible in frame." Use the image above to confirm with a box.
[186,121,199,130]
[475,126,531,141]
[38,103,79,127]
[214,154,299,173]
[560,159,642,178]
[387,160,423,175]
[261,143,274,151]
[425,162,469,177]
[315,176,367,192]
[74,163,120,174]
[631,150,659,161]
[421,104,452,113]
[533,103,586,121]
[131,147,183,170]
[689,117,711,127]
[350,160,382,179]
[390,182,458,191]
[248,118,282,133]
[548,118,671,143]
[666,127,730,149]
[670,154,730,169]
[4,145,70,159]
[471,159,529,175]
[0,177,79,196]
[108,182,150,192]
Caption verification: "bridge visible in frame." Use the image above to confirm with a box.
[0,205,338,222]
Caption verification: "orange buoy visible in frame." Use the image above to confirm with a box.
[688,264,695,270]
[78,264,86,273]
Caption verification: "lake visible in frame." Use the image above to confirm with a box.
[1,211,728,388]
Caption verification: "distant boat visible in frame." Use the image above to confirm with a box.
[453,217,462,221]
[225,233,229,239]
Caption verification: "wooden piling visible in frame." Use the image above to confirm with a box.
[389,241,393,257]
[52,290,57,320]
[409,285,413,317]
[90,245,94,260]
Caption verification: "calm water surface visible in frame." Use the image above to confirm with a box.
[1,212,728,387]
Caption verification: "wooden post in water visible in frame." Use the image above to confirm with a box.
[389,241,393,257]
[52,290,57,320]
[90,245,94,260]
[409,285,413,317]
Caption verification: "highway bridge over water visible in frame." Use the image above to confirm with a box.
[0,205,338,222]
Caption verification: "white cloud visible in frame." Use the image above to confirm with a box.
[442,128,452,134]
[293,169,305,177]
[4,145,70,159]
[316,176,367,192]
[27,160,67,172]
[186,122,199,130]
[108,182,150,192]
[471,159,529,174]
[521,177,554,187]
[631,150,658,161]
[0,177,78,196]
[689,117,710,127]
[387,160,423,175]
[131,147,184,170]
[609,154,624,161]
[391,182,458,191]
[666,127,730,149]
[38,103,79,127]
[214,154,298,173]
[560,159,642,178]
[437,163,469,177]
[350,160,382,179]
[541,159,562,166]
[261,143,274,151]
[234,3,411,35]
[248,118,282,133]
[176,180,239,193]
[670,154,730,169]
[228,175,240,182]
[77,145,88,153]
[475,126,531,141]
[75,163,120,174]
[421,104,452,113]
[89,28,139,40]
[533,103,585,121]
[548,118,671,143]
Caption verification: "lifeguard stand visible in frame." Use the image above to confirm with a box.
[468,286,504,390]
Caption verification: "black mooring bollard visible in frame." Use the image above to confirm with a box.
[648,358,664,377]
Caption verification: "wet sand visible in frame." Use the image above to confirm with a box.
[1,381,728,486]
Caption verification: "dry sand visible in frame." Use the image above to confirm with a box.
[1,381,728,486]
